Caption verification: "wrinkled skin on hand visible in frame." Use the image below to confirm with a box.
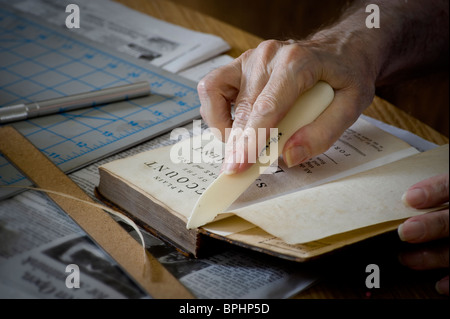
[399,173,449,296]
[198,38,376,174]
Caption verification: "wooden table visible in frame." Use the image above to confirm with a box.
[117,0,449,299]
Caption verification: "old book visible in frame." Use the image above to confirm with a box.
[97,118,448,261]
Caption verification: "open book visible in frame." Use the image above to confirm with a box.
[97,118,449,261]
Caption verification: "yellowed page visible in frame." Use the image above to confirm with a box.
[232,145,449,244]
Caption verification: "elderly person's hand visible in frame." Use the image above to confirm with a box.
[398,174,449,296]
[198,36,376,174]
[197,1,448,175]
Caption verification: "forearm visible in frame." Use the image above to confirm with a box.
[309,0,449,86]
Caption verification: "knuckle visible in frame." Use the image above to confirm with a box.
[257,39,282,52]
[281,43,309,63]
[239,47,254,60]
[277,44,320,90]
[233,99,253,127]
[284,44,317,67]
[253,40,283,63]
[196,78,207,93]
[197,77,216,98]
[252,94,279,118]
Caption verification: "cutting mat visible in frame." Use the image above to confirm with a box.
[0,7,201,198]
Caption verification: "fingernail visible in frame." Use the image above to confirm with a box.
[402,188,426,207]
[284,146,308,168]
[222,154,237,175]
[435,276,449,295]
[223,162,238,175]
[397,220,425,242]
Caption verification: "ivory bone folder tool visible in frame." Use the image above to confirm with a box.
[187,81,334,229]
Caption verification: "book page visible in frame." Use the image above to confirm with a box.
[202,216,407,261]
[233,145,449,244]
[230,118,418,209]
[100,118,419,221]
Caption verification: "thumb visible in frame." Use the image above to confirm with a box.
[282,89,366,167]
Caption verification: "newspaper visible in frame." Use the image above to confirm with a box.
[3,0,232,77]
[0,233,146,299]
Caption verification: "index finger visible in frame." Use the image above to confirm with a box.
[197,59,243,141]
